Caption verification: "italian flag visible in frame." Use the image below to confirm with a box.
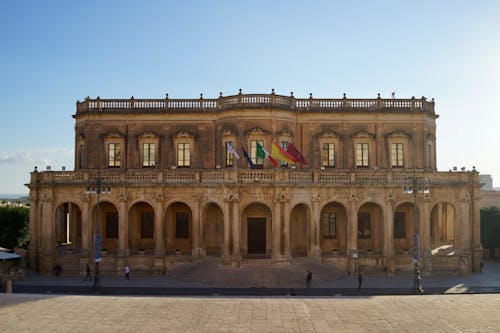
[256,142,279,167]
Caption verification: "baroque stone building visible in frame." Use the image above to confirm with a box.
[27,91,482,276]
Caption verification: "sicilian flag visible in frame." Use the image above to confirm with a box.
[226,142,240,159]
[287,142,307,165]
[256,142,278,167]
[242,147,255,168]
[271,142,297,165]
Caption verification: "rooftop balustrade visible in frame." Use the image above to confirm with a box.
[30,168,477,187]
[76,92,435,114]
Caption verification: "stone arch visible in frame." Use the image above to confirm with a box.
[203,202,224,256]
[320,201,348,254]
[357,202,384,253]
[90,200,119,253]
[242,202,272,257]
[289,203,311,257]
[430,201,457,253]
[54,202,83,250]
[128,201,155,254]
[393,201,418,254]
[165,202,193,255]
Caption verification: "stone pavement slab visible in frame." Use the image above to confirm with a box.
[1,293,499,332]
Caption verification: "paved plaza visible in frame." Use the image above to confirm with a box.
[0,293,499,332]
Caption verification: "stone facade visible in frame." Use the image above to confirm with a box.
[27,92,482,276]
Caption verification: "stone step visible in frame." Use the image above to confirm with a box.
[165,259,347,286]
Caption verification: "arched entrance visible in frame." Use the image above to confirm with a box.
[430,202,456,253]
[320,201,347,254]
[357,202,383,253]
[54,202,82,250]
[165,202,192,255]
[290,203,310,257]
[128,201,155,254]
[393,202,417,254]
[242,203,272,256]
[91,201,119,253]
[203,202,224,256]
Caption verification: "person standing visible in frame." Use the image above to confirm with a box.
[124,264,130,281]
[306,270,312,288]
[84,264,91,281]
[358,273,363,291]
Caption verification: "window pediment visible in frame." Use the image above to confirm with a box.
[139,131,158,140]
[319,130,341,140]
[176,131,194,139]
[245,127,269,136]
[351,130,375,139]
[222,129,236,138]
[105,132,123,139]
[385,130,411,139]
[277,128,294,138]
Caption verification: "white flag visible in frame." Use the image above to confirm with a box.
[227,142,240,159]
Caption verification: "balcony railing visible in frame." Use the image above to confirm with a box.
[31,169,478,186]
[76,93,435,114]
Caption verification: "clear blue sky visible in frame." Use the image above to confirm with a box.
[1,0,499,194]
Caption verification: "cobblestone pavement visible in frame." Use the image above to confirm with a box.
[1,293,499,333]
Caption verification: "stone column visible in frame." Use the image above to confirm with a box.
[347,198,358,274]
[81,197,90,256]
[28,192,39,270]
[471,188,482,272]
[222,198,231,259]
[118,193,128,256]
[232,197,241,259]
[191,195,203,258]
[422,197,432,273]
[384,198,394,257]
[272,199,281,259]
[283,200,291,259]
[310,194,321,258]
[42,198,54,255]
[154,197,165,256]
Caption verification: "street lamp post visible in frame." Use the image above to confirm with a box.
[86,172,110,289]
[403,170,429,293]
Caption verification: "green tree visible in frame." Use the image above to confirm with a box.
[480,207,500,254]
[0,206,29,249]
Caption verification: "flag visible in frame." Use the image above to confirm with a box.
[226,142,240,159]
[242,147,255,168]
[256,142,266,159]
[287,142,307,165]
[257,142,279,167]
[271,142,297,165]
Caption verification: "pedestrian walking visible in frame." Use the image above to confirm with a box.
[124,264,130,281]
[84,264,91,281]
[306,270,312,288]
[358,273,363,291]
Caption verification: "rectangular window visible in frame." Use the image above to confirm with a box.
[394,212,406,239]
[357,212,371,238]
[108,143,121,168]
[140,212,154,239]
[280,141,289,167]
[79,144,85,169]
[177,143,190,167]
[105,212,118,239]
[250,140,264,168]
[321,212,336,238]
[391,143,404,168]
[356,143,369,168]
[226,141,234,167]
[176,212,189,238]
[142,143,156,167]
[322,143,335,167]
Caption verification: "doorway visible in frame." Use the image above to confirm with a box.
[247,218,266,254]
